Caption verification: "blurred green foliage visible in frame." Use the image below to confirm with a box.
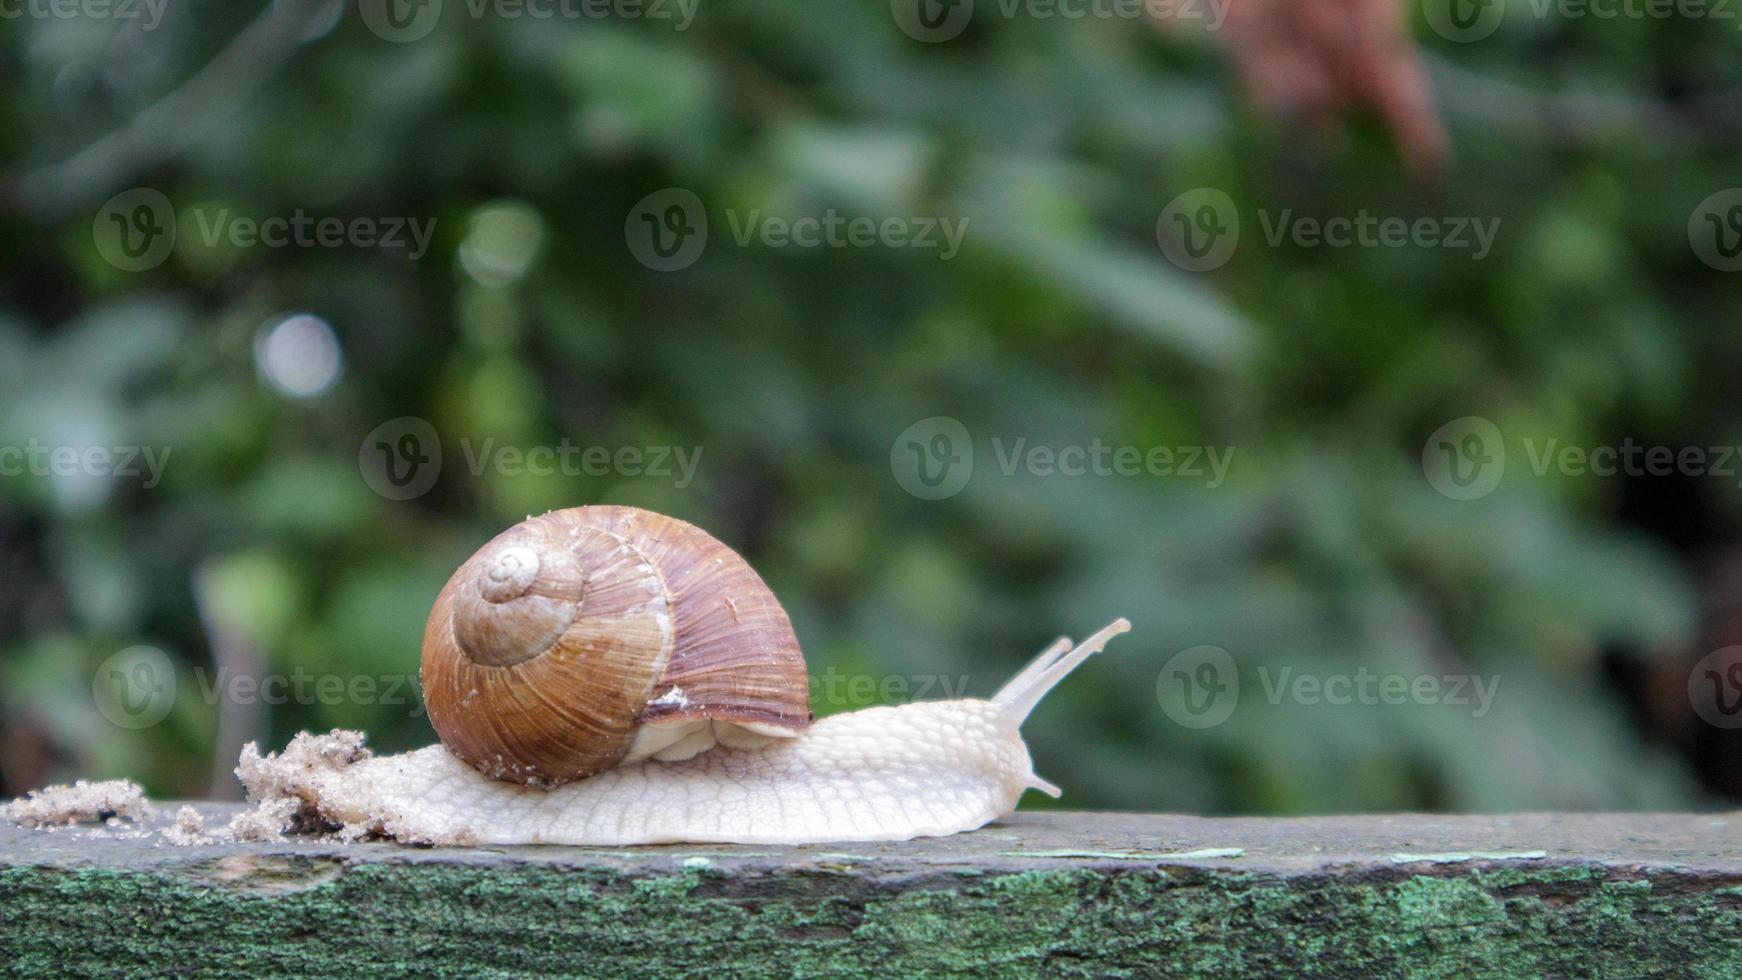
[1,0,1739,814]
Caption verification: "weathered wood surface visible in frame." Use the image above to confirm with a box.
[3,807,1741,976]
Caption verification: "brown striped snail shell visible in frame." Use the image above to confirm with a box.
[421,505,812,785]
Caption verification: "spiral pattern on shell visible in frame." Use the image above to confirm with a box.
[421,506,811,785]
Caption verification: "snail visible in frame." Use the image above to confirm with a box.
[235,506,1132,845]
[419,505,813,786]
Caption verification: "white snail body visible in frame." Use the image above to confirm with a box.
[236,620,1131,846]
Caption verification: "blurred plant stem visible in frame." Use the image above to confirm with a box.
[194,563,267,801]
[12,0,329,218]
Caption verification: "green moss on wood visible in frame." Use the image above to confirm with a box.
[5,858,1742,977]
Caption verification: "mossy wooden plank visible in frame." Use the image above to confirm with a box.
[3,809,1741,977]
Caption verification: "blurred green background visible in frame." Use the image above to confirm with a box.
[2,0,1741,815]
